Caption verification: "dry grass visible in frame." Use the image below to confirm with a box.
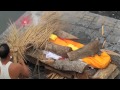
[5,11,65,63]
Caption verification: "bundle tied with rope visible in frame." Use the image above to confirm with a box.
[4,11,66,64]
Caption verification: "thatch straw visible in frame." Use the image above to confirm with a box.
[5,11,65,63]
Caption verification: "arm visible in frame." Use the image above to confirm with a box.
[19,60,31,78]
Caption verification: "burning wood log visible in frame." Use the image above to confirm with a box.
[67,40,100,60]
[45,42,72,57]
[92,64,117,79]
[53,30,79,39]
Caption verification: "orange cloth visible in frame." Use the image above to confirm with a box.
[82,52,111,68]
[49,34,111,68]
[50,34,84,50]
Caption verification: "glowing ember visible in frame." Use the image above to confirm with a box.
[21,16,31,26]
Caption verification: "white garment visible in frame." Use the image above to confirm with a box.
[43,51,62,60]
[0,61,12,79]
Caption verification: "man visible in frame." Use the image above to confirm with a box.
[0,43,30,79]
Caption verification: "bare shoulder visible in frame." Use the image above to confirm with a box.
[11,63,22,67]
[9,63,23,79]
[9,63,23,71]
[9,62,30,78]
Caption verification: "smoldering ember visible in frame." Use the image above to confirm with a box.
[0,11,120,79]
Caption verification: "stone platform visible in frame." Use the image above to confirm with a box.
[1,11,120,54]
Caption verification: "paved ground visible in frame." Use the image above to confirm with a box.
[90,11,120,20]
[59,11,120,54]
[1,11,120,54]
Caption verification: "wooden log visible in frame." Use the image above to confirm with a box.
[46,66,97,79]
[109,55,120,70]
[53,30,79,39]
[108,68,120,79]
[26,42,72,58]
[74,72,89,79]
[25,55,73,79]
[45,42,72,58]
[67,40,100,60]
[50,59,88,73]
[92,64,117,79]
[83,68,98,79]
[45,65,75,79]
[26,53,98,79]
[26,52,88,73]
[100,49,120,57]
[74,67,97,79]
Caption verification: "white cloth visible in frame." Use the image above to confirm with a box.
[0,61,12,79]
[43,51,62,60]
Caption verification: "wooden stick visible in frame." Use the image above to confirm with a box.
[102,25,104,36]
[46,73,53,78]
[102,39,106,48]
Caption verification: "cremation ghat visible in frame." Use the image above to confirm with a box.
[0,11,120,79]
[1,11,120,52]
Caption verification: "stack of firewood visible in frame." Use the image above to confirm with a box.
[25,30,120,79]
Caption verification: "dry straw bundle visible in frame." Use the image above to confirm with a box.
[5,11,65,63]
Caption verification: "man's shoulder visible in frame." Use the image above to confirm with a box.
[9,63,23,79]
[10,63,23,70]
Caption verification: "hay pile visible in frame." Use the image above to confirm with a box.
[5,11,65,63]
